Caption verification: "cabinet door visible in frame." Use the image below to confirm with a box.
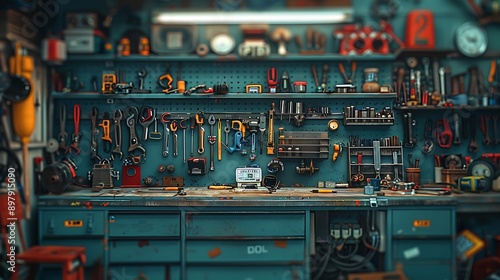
[392,209,452,237]
[109,265,180,280]
[109,240,180,263]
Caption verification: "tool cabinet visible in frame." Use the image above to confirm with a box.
[387,208,456,280]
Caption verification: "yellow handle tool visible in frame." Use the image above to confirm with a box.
[10,42,35,219]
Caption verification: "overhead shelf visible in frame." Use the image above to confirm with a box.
[65,53,397,63]
[394,105,500,111]
[51,92,397,99]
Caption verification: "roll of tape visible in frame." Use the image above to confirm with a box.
[196,44,209,57]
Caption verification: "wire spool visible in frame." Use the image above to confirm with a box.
[41,159,77,194]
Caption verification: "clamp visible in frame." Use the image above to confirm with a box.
[435,118,453,148]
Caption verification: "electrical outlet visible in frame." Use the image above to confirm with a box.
[341,224,351,240]
[352,223,362,239]
[330,224,341,240]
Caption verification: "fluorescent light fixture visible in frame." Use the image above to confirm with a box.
[152,9,353,25]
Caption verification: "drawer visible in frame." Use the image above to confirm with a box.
[186,239,305,263]
[397,262,454,280]
[40,239,104,268]
[393,240,453,261]
[109,265,180,280]
[109,240,180,263]
[187,265,306,280]
[392,209,452,237]
[41,211,104,237]
[186,212,305,237]
[108,213,180,237]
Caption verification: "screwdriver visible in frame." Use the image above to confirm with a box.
[311,189,337,193]
[190,116,195,156]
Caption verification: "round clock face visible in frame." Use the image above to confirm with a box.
[455,22,487,57]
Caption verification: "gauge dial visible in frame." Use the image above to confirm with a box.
[455,22,488,57]
[210,34,235,56]
[328,120,339,131]
[468,158,498,178]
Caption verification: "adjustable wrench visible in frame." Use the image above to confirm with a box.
[196,111,205,154]
[170,121,178,157]
[468,115,479,153]
[453,113,461,145]
[90,107,101,162]
[207,114,216,171]
[125,106,146,159]
[111,109,123,160]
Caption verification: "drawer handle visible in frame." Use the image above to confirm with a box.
[87,216,94,233]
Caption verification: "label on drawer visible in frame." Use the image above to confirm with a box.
[403,247,421,260]
[64,220,82,227]
[413,220,431,227]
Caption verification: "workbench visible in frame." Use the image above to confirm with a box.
[38,188,457,280]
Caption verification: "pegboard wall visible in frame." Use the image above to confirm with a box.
[48,0,500,190]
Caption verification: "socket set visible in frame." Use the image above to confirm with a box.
[343,106,394,126]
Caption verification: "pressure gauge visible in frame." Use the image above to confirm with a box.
[210,34,235,55]
[328,120,339,131]
[468,158,498,178]
[455,22,488,57]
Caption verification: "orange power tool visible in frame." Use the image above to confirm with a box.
[9,42,35,219]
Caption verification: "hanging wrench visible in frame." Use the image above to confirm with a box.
[90,107,102,162]
[57,105,68,153]
[190,116,196,156]
[139,106,155,141]
[149,110,162,140]
[170,120,179,157]
[453,113,461,145]
[224,119,231,146]
[68,104,81,154]
[249,132,257,161]
[125,106,146,160]
[259,114,266,155]
[161,112,171,157]
[392,151,400,182]
[482,115,491,146]
[207,114,216,171]
[111,109,123,161]
[196,111,205,154]
[468,115,479,153]
[179,119,187,163]
[493,115,499,145]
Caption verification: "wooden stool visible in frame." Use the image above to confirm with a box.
[11,246,86,280]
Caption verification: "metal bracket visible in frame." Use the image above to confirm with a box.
[369,197,378,208]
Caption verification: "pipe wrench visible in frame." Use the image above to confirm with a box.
[125,106,146,161]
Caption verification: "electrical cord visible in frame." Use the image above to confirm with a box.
[335,240,359,259]
[0,147,22,184]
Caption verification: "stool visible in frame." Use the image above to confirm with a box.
[11,245,86,280]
